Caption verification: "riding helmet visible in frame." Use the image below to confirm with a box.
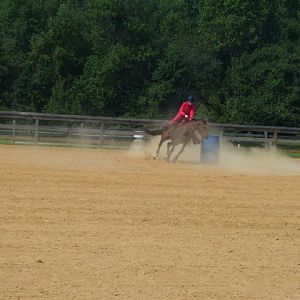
[187,96,195,103]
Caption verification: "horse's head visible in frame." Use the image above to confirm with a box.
[193,119,208,140]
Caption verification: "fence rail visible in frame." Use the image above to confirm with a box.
[1,111,300,148]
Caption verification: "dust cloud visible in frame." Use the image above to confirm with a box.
[4,139,299,176]
[218,142,300,175]
[127,137,300,175]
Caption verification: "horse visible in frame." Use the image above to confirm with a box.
[145,119,208,162]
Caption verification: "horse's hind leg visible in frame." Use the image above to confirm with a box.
[166,142,175,162]
[153,138,164,160]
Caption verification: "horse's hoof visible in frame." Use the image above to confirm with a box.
[152,154,157,160]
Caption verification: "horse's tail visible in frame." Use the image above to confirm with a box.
[144,128,163,136]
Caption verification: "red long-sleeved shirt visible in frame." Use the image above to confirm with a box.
[168,101,196,125]
[177,101,196,120]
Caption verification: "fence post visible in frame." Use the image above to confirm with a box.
[68,126,72,139]
[80,122,84,139]
[99,121,104,147]
[12,120,16,143]
[264,131,268,148]
[219,126,224,144]
[34,119,39,143]
[272,131,278,148]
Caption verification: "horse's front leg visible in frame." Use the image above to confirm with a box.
[173,142,187,163]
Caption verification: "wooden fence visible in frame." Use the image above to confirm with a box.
[0,111,300,149]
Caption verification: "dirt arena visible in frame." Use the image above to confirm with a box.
[0,142,299,299]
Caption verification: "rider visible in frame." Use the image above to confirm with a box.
[168,96,196,127]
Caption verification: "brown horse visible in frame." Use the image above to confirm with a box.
[145,119,208,162]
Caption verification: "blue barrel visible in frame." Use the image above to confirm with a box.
[201,135,220,164]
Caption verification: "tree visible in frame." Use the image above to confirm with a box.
[221,43,300,126]
[11,1,91,112]
[198,0,284,58]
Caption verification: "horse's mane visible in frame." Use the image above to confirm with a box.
[145,119,207,137]
[191,118,207,122]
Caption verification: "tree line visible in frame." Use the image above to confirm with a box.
[0,0,299,126]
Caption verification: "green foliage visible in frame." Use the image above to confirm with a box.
[0,0,299,126]
[47,80,80,115]
[222,43,300,126]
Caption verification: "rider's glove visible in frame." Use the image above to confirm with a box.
[184,114,189,119]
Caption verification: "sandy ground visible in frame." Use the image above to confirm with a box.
[0,141,300,300]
